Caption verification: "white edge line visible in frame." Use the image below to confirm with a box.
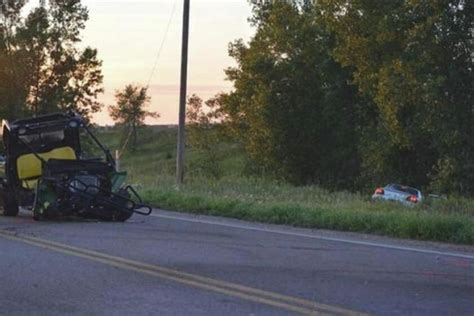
[150,212,474,260]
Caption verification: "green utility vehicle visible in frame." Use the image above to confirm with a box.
[0,112,151,221]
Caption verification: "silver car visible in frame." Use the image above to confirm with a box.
[372,184,423,206]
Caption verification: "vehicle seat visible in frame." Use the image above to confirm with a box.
[16,146,77,189]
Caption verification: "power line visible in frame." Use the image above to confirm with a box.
[146,0,178,87]
[115,0,177,157]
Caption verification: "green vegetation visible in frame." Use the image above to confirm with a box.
[108,85,158,152]
[218,2,361,189]
[319,0,474,194]
[205,1,474,194]
[0,1,103,120]
[99,127,474,245]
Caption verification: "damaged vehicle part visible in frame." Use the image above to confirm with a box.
[0,112,151,221]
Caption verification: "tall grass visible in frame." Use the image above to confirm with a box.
[138,175,473,244]
[98,127,474,245]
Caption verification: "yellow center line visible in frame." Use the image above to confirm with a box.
[0,229,367,316]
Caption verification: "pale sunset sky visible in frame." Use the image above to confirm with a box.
[78,0,254,125]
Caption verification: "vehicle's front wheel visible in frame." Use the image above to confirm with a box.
[1,191,19,217]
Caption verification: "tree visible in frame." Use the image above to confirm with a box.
[185,93,225,178]
[319,0,474,193]
[109,85,159,152]
[186,94,225,149]
[0,0,30,119]
[220,1,362,187]
[0,0,104,121]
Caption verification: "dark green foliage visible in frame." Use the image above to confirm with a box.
[319,0,474,194]
[215,0,473,195]
[0,0,30,119]
[185,94,229,178]
[0,0,104,120]
[221,2,362,188]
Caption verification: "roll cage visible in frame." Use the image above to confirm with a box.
[0,111,151,221]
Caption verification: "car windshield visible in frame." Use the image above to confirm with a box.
[19,130,65,146]
[388,184,419,196]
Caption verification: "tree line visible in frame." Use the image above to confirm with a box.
[0,1,156,152]
[192,0,473,195]
[0,0,103,120]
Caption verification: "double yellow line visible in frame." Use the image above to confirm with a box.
[0,229,366,316]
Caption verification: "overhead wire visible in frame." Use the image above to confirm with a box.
[146,0,179,88]
[118,0,179,157]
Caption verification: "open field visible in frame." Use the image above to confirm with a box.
[97,126,474,245]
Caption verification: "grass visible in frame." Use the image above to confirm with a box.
[97,126,474,245]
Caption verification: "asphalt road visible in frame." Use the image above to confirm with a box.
[0,209,473,315]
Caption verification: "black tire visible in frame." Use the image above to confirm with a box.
[1,191,19,217]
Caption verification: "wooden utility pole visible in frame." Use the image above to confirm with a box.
[176,0,190,185]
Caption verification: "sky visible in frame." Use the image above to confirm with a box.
[77,0,255,125]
